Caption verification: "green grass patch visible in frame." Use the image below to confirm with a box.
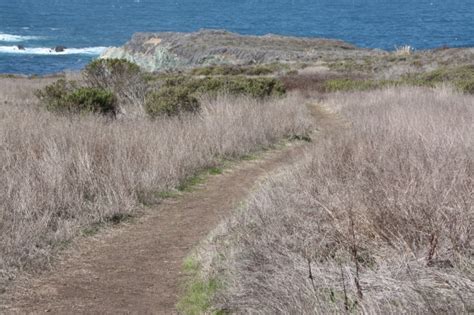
[240,153,259,161]
[178,173,208,192]
[177,256,226,315]
[208,167,224,175]
[178,166,225,192]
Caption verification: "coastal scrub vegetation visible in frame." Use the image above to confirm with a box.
[2,52,473,308]
[321,65,474,93]
[190,63,288,76]
[194,87,473,314]
[145,86,200,117]
[0,73,312,290]
[159,75,286,98]
[36,79,117,115]
[36,59,287,117]
[84,58,147,110]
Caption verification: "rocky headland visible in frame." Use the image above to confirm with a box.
[100,29,384,72]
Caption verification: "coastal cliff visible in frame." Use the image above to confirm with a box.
[100,29,383,72]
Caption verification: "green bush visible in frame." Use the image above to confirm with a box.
[413,65,473,83]
[402,65,474,94]
[324,79,391,92]
[123,72,289,117]
[320,66,474,94]
[191,64,277,76]
[84,58,141,88]
[35,79,76,109]
[63,88,117,115]
[84,58,146,105]
[143,76,284,118]
[144,86,200,117]
[37,81,117,115]
[185,76,286,98]
[456,79,474,94]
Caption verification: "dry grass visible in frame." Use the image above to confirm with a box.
[0,78,312,290]
[394,45,413,56]
[0,77,57,106]
[200,87,473,314]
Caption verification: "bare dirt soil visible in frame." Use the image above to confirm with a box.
[0,142,309,314]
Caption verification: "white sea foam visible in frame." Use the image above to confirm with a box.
[0,33,44,42]
[0,46,107,55]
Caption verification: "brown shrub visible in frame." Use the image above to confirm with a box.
[280,72,364,96]
[200,87,474,314]
[0,87,312,289]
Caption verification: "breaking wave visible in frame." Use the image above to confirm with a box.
[0,33,44,42]
[0,46,107,55]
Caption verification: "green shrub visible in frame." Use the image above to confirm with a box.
[191,64,280,76]
[63,88,117,115]
[35,79,76,109]
[188,76,286,98]
[37,81,117,115]
[456,79,474,94]
[401,65,474,93]
[84,58,146,105]
[84,58,141,88]
[144,86,200,117]
[415,65,473,83]
[324,79,391,92]
[143,75,285,118]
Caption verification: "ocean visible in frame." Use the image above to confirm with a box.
[1,0,473,75]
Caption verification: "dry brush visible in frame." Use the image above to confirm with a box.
[0,83,312,289]
[199,87,473,314]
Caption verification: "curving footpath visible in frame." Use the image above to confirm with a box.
[1,142,308,315]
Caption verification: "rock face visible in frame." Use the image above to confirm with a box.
[101,29,383,72]
[54,46,67,52]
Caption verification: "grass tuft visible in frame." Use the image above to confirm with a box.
[177,256,225,315]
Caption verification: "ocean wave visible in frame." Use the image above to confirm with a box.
[0,46,107,55]
[0,33,44,42]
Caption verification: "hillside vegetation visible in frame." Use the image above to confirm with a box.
[0,36,473,312]
[189,87,474,314]
[0,61,312,290]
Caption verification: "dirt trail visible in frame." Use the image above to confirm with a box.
[1,142,308,314]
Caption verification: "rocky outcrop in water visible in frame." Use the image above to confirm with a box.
[100,29,383,72]
[53,46,66,52]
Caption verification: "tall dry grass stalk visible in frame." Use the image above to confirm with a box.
[202,87,473,314]
[0,87,312,289]
[394,45,413,56]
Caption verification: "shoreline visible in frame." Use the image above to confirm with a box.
[1,30,473,77]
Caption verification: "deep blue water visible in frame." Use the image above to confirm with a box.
[1,0,473,75]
